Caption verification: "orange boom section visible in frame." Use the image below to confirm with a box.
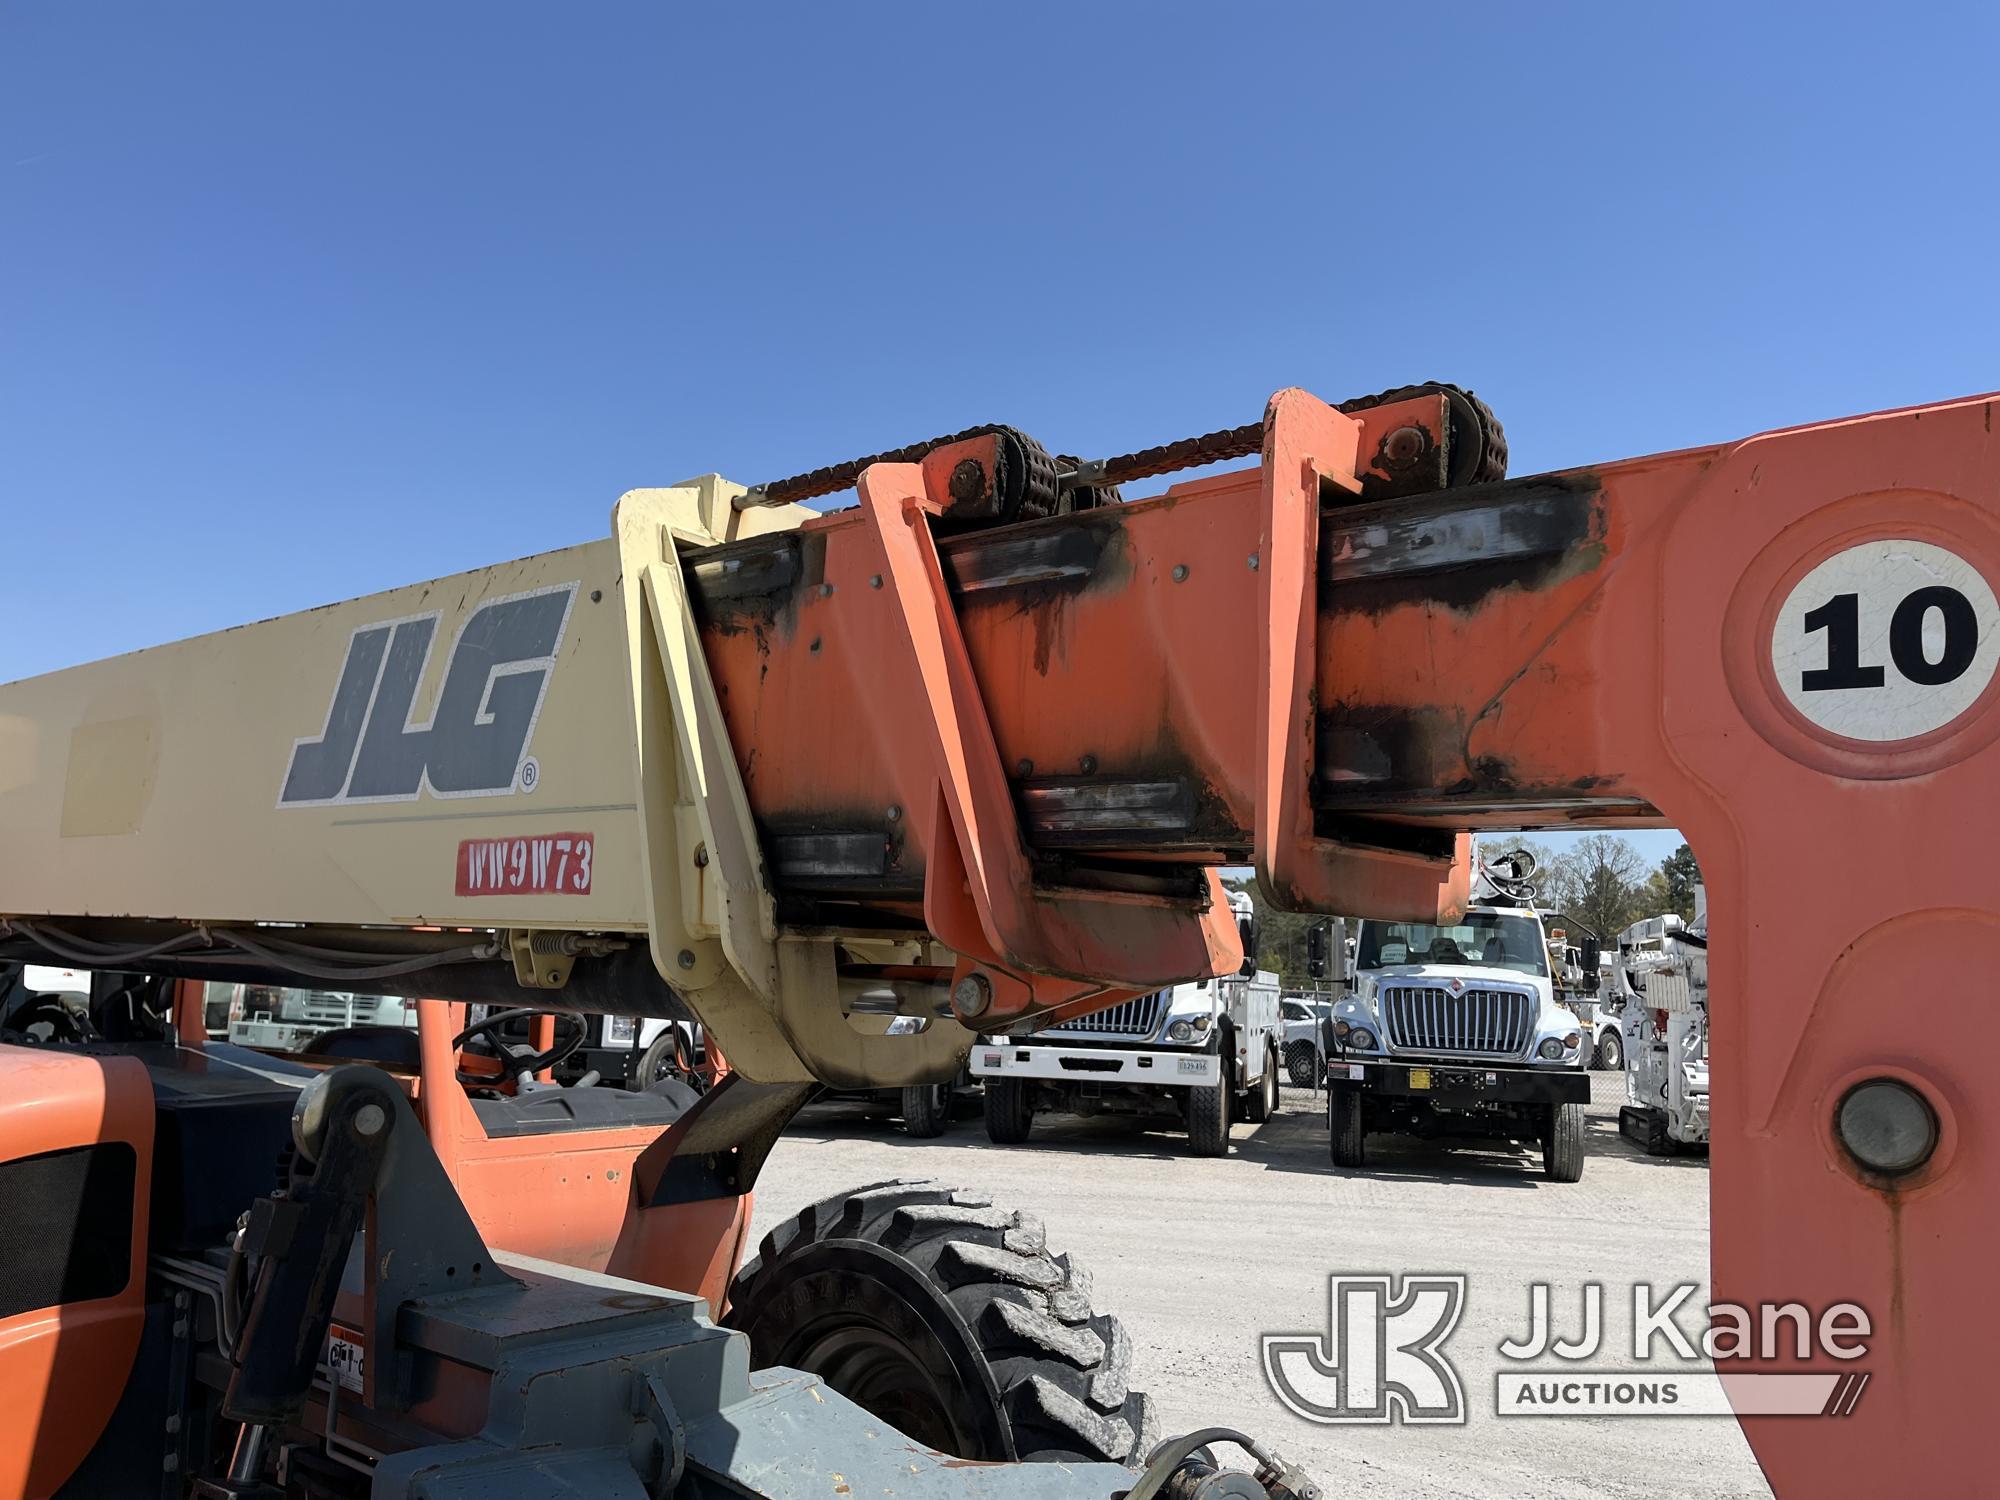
[692,388,2000,1496]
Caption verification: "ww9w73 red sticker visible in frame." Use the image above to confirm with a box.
[456,832,594,896]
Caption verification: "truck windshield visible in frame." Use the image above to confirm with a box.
[1357,915,1548,977]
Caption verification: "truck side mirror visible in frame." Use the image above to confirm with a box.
[1306,923,1328,980]
[1238,912,1259,977]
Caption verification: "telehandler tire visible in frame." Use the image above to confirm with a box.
[1328,1083,1366,1168]
[723,1179,1158,1465]
[983,1077,1034,1144]
[1186,1073,1230,1157]
[901,1080,954,1138]
[1543,1100,1586,1182]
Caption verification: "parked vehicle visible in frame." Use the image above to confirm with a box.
[223,983,416,1054]
[1280,994,1332,1085]
[1584,964,1632,1072]
[973,892,1282,1156]
[1323,850,1594,1181]
[1615,895,1710,1153]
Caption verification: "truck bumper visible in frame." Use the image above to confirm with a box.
[1332,1059,1589,1106]
[972,1044,1218,1087]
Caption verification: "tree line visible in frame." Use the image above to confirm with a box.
[1227,835,1701,988]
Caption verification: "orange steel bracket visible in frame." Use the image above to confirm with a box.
[855,459,1241,1003]
[1255,388,1471,920]
[1306,392,2000,1496]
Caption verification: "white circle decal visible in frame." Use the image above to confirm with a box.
[1771,539,2000,742]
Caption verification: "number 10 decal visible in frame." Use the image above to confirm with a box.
[1800,587,1979,691]
[1773,540,1999,743]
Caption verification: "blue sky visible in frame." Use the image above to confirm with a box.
[6,4,1994,874]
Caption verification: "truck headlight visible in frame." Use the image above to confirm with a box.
[605,1015,637,1045]
[1167,1020,1195,1042]
[1537,1037,1566,1061]
[1346,1027,1377,1052]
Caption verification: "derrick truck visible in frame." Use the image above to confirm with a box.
[1614,892,1712,1153]
[1321,852,1596,1180]
[0,383,1993,1498]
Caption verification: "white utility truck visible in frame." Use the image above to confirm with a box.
[1323,850,1595,1181]
[221,983,416,1053]
[1614,895,1710,1153]
[973,891,1283,1156]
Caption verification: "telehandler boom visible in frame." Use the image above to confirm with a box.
[0,382,1993,1496]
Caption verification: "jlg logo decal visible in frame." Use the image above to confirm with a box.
[456,832,594,896]
[279,583,576,806]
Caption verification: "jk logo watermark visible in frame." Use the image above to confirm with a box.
[1262,1276,1873,1424]
[1261,1275,1467,1424]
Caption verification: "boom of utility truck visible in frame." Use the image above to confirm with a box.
[1,382,1994,1497]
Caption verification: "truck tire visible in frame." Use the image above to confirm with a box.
[1285,1041,1323,1088]
[633,1024,705,1093]
[1543,1100,1586,1182]
[723,1180,1157,1465]
[1329,1084,1366,1168]
[1593,1029,1623,1072]
[902,1080,954,1138]
[1186,1073,1230,1157]
[984,1077,1034,1145]
[1243,1048,1280,1123]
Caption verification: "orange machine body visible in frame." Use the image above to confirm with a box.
[0,1047,154,1500]
[687,389,2000,1496]
[164,984,751,1318]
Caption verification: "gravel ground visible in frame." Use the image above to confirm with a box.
[748,1072,1772,1499]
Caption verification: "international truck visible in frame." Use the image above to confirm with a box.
[1322,853,1595,1180]
[973,892,1284,1156]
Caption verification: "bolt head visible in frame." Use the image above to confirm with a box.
[1247,553,1260,571]
[677,949,697,970]
[1171,564,1189,582]
[353,1102,387,1138]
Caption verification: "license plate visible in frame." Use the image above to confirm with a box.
[1177,1057,1207,1075]
[325,1328,365,1394]
[1408,1068,1432,1090]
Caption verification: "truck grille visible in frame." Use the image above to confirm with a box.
[1381,986,1534,1056]
[297,991,365,1027]
[1045,991,1167,1039]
